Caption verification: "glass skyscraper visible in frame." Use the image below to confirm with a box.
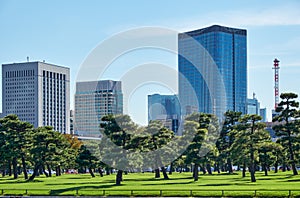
[148,94,181,134]
[178,25,247,118]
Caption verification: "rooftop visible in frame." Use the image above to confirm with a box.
[2,61,69,70]
[179,25,247,39]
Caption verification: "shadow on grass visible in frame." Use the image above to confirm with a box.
[44,178,116,186]
[199,183,232,186]
[125,176,193,182]
[141,180,196,185]
[0,179,43,184]
[286,179,300,182]
[257,178,272,180]
[49,184,117,195]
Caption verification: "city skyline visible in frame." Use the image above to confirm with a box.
[0,0,299,125]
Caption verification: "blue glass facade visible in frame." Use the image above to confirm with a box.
[178,25,247,118]
[148,94,181,134]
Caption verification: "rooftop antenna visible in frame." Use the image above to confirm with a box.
[27,56,29,62]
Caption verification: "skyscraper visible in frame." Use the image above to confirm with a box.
[2,61,70,133]
[178,25,247,118]
[74,80,123,137]
[148,94,181,134]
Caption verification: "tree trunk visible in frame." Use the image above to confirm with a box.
[55,167,59,176]
[21,155,28,180]
[2,166,6,177]
[28,164,40,181]
[282,162,287,172]
[194,164,199,181]
[46,164,52,177]
[42,166,49,177]
[227,157,233,174]
[106,167,110,175]
[220,165,224,172]
[287,127,299,175]
[290,153,298,175]
[8,160,12,176]
[39,166,43,175]
[214,163,220,174]
[274,162,278,173]
[154,168,160,178]
[98,168,103,177]
[12,157,18,179]
[169,163,173,175]
[88,166,95,177]
[206,163,212,175]
[58,166,62,176]
[161,167,169,180]
[249,165,256,182]
[201,164,206,174]
[116,170,123,185]
[242,161,246,178]
[264,164,268,176]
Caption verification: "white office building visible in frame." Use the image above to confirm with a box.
[2,61,70,133]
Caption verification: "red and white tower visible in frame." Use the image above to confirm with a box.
[273,58,280,109]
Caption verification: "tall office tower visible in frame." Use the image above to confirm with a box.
[148,94,181,134]
[2,61,70,133]
[74,80,123,137]
[178,25,247,118]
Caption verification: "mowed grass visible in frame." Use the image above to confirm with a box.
[0,171,300,196]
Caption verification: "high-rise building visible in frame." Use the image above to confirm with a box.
[247,97,260,115]
[260,108,267,122]
[74,80,123,137]
[178,25,247,118]
[148,94,181,134]
[2,61,70,133]
[70,110,74,135]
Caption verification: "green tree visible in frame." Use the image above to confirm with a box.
[0,114,33,179]
[216,111,242,173]
[75,145,98,177]
[258,141,282,176]
[142,120,174,179]
[100,114,137,185]
[28,126,69,181]
[273,92,300,175]
[184,113,217,181]
[231,114,269,182]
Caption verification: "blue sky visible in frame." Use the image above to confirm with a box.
[0,0,300,125]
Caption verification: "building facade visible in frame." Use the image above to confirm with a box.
[178,25,247,118]
[74,80,123,137]
[260,108,267,122]
[148,94,181,134]
[2,61,70,133]
[247,97,260,115]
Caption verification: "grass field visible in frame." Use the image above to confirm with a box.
[0,171,300,197]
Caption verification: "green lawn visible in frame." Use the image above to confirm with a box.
[0,171,300,197]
